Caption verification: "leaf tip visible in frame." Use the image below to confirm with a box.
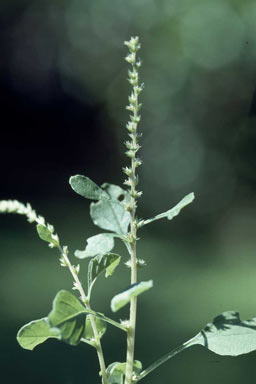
[189,192,195,202]
[69,174,79,188]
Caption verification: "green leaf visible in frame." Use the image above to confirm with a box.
[75,233,115,259]
[105,255,121,277]
[111,280,153,312]
[17,318,60,350]
[90,199,130,235]
[193,311,256,356]
[69,175,108,200]
[88,253,121,287]
[36,224,58,246]
[48,290,126,339]
[133,360,143,375]
[90,183,131,235]
[106,361,142,384]
[134,311,256,383]
[48,290,87,346]
[107,362,126,384]
[101,183,130,203]
[139,192,194,227]
[85,316,107,340]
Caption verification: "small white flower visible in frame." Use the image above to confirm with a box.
[37,216,45,225]
[51,233,59,244]
[125,53,136,64]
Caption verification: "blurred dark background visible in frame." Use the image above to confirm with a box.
[1,0,256,383]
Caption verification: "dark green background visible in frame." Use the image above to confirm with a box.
[1,0,256,383]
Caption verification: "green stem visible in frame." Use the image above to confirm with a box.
[125,212,138,384]
[134,337,197,382]
[125,75,139,384]
[123,36,143,384]
[60,246,107,384]
[0,200,108,383]
[88,303,108,384]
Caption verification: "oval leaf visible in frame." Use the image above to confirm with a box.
[137,311,256,381]
[75,233,115,259]
[17,318,60,350]
[194,311,256,356]
[111,280,153,312]
[90,199,130,235]
[69,175,108,200]
[88,253,121,287]
[36,224,58,247]
[48,290,87,346]
[90,183,130,235]
[48,290,126,344]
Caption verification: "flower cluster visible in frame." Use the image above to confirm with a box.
[123,37,144,208]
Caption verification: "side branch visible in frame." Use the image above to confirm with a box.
[0,199,108,384]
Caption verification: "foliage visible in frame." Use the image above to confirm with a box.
[1,36,256,384]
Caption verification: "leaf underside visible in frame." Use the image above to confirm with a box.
[90,199,130,235]
[111,281,153,312]
[101,183,130,203]
[70,177,130,235]
[194,311,256,356]
[75,233,115,259]
[141,192,194,226]
[69,175,108,200]
[90,183,130,235]
[135,311,256,382]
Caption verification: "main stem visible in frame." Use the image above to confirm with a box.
[124,36,142,384]
[125,197,138,384]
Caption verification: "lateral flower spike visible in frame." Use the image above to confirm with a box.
[0,199,60,248]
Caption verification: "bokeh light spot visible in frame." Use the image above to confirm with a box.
[180,2,245,69]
